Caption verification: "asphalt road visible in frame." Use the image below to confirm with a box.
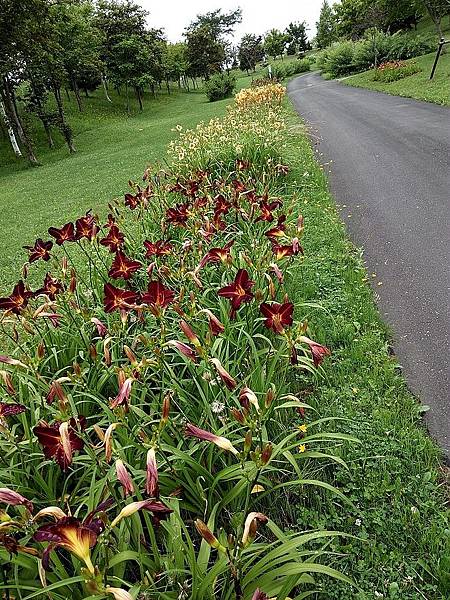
[288,72,450,457]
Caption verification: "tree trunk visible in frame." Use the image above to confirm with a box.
[52,82,75,153]
[65,87,71,101]
[136,87,143,110]
[166,79,170,94]
[28,71,54,149]
[101,74,112,102]
[1,77,38,165]
[84,87,89,98]
[125,82,130,113]
[0,99,22,157]
[72,76,83,112]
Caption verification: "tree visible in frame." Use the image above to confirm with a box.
[285,22,311,55]
[52,1,102,112]
[184,8,242,79]
[185,26,225,79]
[185,8,242,39]
[420,0,449,37]
[315,0,338,48]
[238,34,264,73]
[264,29,288,60]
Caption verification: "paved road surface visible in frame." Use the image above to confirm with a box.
[288,72,450,457]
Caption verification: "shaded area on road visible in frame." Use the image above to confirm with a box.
[288,73,450,456]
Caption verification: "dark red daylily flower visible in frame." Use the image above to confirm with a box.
[75,212,98,241]
[104,213,116,228]
[23,239,53,263]
[214,194,232,215]
[218,269,254,317]
[255,199,282,223]
[124,187,152,210]
[198,241,234,269]
[272,238,303,260]
[108,250,142,280]
[231,179,247,194]
[265,215,287,241]
[166,203,189,226]
[124,192,139,210]
[34,514,104,573]
[36,273,63,300]
[0,281,33,314]
[141,281,175,309]
[48,222,76,245]
[260,302,294,334]
[143,240,173,258]
[299,336,331,367]
[33,417,86,470]
[194,196,208,209]
[100,225,125,252]
[103,283,138,313]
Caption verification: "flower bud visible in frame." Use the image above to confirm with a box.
[244,430,252,453]
[260,443,272,466]
[265,388,275,409]
[0,487,33,512]
[115,459,134,496]
[194,519,226,553]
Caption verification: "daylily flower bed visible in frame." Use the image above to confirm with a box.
[0,85,353,599]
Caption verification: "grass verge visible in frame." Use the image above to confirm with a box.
[283,103,449,598]
[341,51,450,106]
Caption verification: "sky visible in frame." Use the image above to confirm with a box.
[141,0,325,43]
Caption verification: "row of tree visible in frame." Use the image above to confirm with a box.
[1,0,317,166]
[0,1,246,165]
[315,0,450,49]
[238,23,311,73]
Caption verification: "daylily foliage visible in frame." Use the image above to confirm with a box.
[0,84,350,600]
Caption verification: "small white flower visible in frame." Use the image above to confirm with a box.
[211,401,225,414]
[374,592,383,598]
[355,518,362,526]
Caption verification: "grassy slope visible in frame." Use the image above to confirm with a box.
[283,108,449,599]
[339,15,450,105]
[0,85,235,290]
[0,68,448,597]
[341,51,450,105]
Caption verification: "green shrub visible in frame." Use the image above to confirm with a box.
[271,58,311,80]
[205,72,236,102]
[373,60,421,82]
[319,31,437,78]
[387,33,436,60]
[326,41,355,77]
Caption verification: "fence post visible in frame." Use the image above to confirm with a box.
[430,38,448,80]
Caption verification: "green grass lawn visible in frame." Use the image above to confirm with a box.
[341,50,450,106]
[0,69,449,597]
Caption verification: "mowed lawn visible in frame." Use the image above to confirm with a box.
[342,50,450,105]
[0,73,257,291]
